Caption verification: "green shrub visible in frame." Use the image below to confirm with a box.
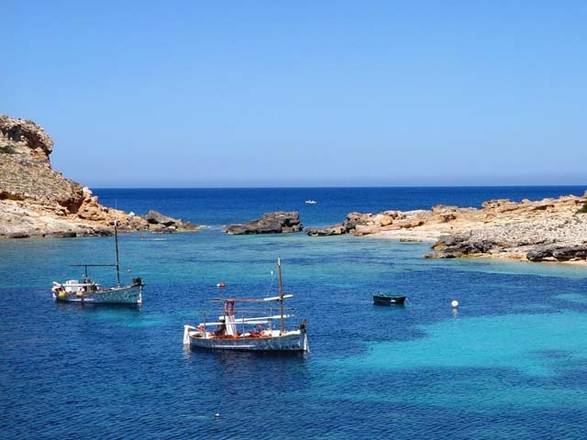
[577,202,587,214]
[0,144,16,154]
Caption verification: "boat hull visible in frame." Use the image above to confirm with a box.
[185,327,309,352]
[53,285,143,305]
[373,295,406,305]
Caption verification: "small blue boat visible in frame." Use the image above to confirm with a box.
[373,294,406,306]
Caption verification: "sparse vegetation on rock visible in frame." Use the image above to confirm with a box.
[0,115,197,239]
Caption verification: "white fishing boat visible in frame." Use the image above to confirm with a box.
[304,199,318,205]
[52,277,143,304]
[183,258,309,352]
[51,222,144,305]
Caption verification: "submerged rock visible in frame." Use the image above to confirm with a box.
[226,211,302,235]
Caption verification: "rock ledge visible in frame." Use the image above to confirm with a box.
[226,211,302,235]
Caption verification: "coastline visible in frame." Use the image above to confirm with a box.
[0,115,196,238]
[1,113,585,264]
[306,194,587,265]
[373,233,587,266]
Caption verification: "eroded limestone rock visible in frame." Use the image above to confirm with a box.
[226,211,302,235]
[0,115,198,239]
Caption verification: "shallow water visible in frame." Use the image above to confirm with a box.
[1,187,587,439]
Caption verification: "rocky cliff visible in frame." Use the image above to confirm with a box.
[0,115,196,238]
[306,194,587,263]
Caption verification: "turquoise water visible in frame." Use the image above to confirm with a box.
[1,187,587,439]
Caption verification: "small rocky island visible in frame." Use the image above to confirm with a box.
[0,115,196,239]
[307,195,587,264]
[225,211,302,235]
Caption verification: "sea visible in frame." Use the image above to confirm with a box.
[1,186,587,439]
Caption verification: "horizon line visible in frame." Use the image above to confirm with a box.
[90,183,587,190]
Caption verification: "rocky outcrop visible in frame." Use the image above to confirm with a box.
[0,115,197,239]
[307,193,587,264]
[428,233,500,259]
[143,210,195,232]
[306,223,349,236]
[526,245,587,262]
[306,210,437,237]
[0,116,85,212]
[226,211,302,235]
[0,115,53,161]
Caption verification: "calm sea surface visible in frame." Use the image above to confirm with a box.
[1,186,587,439]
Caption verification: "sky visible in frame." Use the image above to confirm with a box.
[2,1,587,187]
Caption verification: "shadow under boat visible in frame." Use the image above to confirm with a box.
[185,345,309,359]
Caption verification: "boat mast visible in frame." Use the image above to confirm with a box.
[114,220,121,287]
[277,257,285,334]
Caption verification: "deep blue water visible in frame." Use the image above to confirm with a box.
[1,186,587,439]
[94,185,587,227]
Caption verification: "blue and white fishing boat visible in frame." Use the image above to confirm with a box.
[183,258,309,352]
[51,222,144,305]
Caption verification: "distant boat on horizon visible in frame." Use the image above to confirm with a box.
[305,199,318,205]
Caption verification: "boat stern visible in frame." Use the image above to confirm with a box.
[183,325,197,346]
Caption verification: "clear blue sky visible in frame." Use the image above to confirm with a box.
[3,1,586,187]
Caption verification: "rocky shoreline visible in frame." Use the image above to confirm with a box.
[0,115,197,239]
[306,195,587,264]
[225,211,302,235]
[3,114,585,263]
[221,194,587,264]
